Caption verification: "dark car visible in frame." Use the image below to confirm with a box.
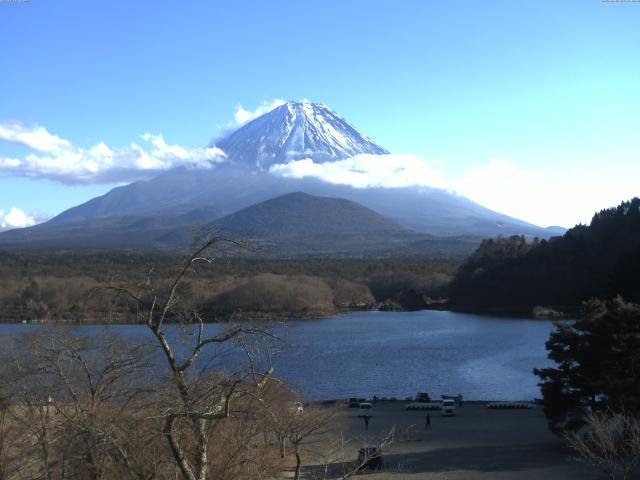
[348,397,360,408]
[416,392,430,402]
[358,445,383,470]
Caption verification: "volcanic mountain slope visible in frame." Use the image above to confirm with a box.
[214,101,389,169]
[164,192,480,258]
[3,100,563,247]
[0,192,481,257]
[43,164,553,238]
[0,207,223,249]
[210,192,405,238]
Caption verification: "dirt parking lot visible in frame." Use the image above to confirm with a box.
[314,401,603,479]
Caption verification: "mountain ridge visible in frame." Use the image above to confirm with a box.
[0,192,482,258]
[1,101,564,249]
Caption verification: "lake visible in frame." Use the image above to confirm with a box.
[0,310,557,401]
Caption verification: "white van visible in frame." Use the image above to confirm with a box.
[442,398,456,416]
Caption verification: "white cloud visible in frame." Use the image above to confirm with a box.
[0,207,36,231]
[233,99,286,126]
[0,122,71,154]
[269,154,640,228]
[0,123,227,184]
[270,154,449,189]
[450,158,547,222]
[450,159,640,228]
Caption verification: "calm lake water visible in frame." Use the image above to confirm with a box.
[0,310,556,401]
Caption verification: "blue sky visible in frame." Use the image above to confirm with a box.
[1,0,639,228]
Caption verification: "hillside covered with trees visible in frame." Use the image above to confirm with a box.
[0,252,455,323]
[449,198,640,314]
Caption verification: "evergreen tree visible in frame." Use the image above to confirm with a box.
[534,297,640,434]
[450,197,640,313]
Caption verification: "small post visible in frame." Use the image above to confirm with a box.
[363,414,371,431]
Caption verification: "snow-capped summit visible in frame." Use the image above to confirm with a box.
[214,101,389,170]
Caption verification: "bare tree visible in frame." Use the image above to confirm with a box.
[285,404,336,480]
[306,424,397,480]
[105,237,277,480]
[200,394,285,480]
[0,392,27,480]
[3,330,159,480]
[305,434,349,480]
[256,379,340,480]
[566,410,640,480]
[0,324,281,480]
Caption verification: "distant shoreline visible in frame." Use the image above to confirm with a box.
[0,306,563,326]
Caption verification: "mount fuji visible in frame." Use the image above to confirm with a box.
[0,101,562,254]
[215,101,389,169]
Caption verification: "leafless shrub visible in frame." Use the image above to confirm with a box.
[212,273,335,315]
[566,410,640,480]
[325,278,374,309]
[258,382,338,480]
[1,330,162,480]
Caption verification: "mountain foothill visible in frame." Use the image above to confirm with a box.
[0,101,563,257]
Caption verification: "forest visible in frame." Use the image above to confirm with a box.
[4,198,640,323]
[448,198,640,315]
[0,251,456,323]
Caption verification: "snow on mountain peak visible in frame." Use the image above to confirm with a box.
[215,101,389,170]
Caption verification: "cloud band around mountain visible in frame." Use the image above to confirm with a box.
[0,122,227,184]
[270,154,449,189]
[269,155,640,228]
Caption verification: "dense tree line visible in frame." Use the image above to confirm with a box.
[449,198,640,314]
[0,254,456,323]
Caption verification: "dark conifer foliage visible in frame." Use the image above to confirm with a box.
[449,198,640,313]
[534,297,640,434]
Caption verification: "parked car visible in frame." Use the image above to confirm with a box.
[358,402,373,417]
[348,398,360,408]
[357,445,383,470]
[416,392,431,402]
[442,398,456,416]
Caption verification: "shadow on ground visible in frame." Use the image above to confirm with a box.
[305,443,583,478]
